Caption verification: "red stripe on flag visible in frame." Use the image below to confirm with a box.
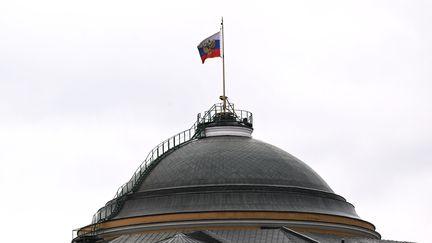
[201,49,221,63]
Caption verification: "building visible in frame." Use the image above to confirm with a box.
[72,103,410,243]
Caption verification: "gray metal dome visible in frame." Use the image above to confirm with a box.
[137,136,333,193]
[114,136,359,220]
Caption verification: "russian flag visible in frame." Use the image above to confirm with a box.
[197,32,221,63]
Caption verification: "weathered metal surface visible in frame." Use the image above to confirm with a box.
[113,136,359,220]
[137,136,333,192]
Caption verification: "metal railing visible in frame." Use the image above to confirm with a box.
[76,103,253,239]
[198,102,253,126]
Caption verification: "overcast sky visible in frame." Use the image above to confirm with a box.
[1,1,431,242]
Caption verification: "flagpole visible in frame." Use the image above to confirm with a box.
[221,17,227,112]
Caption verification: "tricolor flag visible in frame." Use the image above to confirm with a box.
[197,32,221,63]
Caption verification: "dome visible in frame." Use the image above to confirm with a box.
[115,136,360,220]
[74,104,380,242]
[138,137,333,193]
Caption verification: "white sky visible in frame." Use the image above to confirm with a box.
[1,1,431,242]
